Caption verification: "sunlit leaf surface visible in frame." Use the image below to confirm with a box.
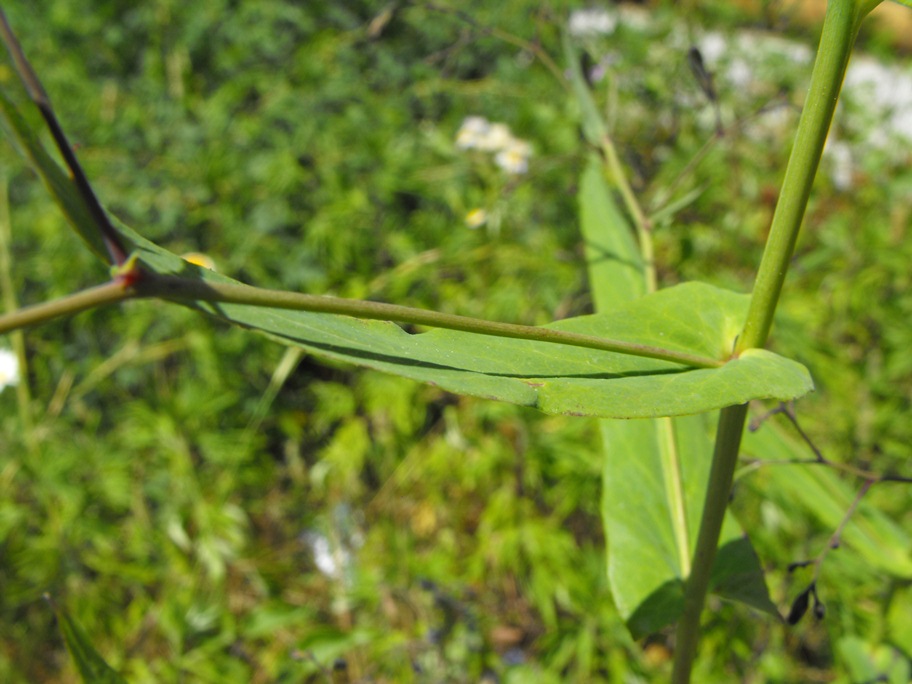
[125,223,812,419]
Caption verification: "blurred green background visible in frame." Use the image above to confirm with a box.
[0,1,910,682]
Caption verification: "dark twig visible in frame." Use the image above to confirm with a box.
[747,402,910,624]
[747,402,912,484]
[748,400,792,433]
[809,478,872,579]
[785,479,872,624]
[687,46,723,137]
[0,8,128,265]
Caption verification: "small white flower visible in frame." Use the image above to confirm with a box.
[309,533,344,579]
[0,348,19,392]
[455,116,491,149]
[494,140,531,175]
[844,56,912,148]
[476,122,514,152]
[698,32,727,66]
[456,116,532,174]
[568,9,617,36]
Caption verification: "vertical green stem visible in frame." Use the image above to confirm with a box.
[738,0,871,351]
[600,134,658,293]
[672,403,748,682]
[672,2,876,682]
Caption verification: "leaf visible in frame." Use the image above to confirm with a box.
[51,600,128,684]
[579,154,646,307]
[601,410,781,636]
[578,155,778,634]
[125,221,811,418]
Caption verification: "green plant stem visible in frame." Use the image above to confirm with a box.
[672,402,748,682]
[599,134,657,293]
[0,281,133,334]
[672,2,876,682]
[138,274,723,369]
[738,1,871,352]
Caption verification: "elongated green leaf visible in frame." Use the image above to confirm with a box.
[603,413,780,636]
[580,154,778,635]
[602,417,681,635]
[53,602,128,684]
[580,154,645,307]
[741,421,912,579]
[0,70,813,419]
[121,221,811,418]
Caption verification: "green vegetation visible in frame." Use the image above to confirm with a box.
[1,1,910,682]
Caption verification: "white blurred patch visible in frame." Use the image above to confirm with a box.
[302,504,363,582]
[568,8,617,37]
[824,139,854,191]
[307,532,349,579]
[694,29,912,187]
[0,348,19,392]
[843,55,912,147]
[455,116,532,175]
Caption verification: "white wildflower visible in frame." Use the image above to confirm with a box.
[476,122,514,152]
[0,348,19,392]
[697,32,727,66]
[495,139,531,175]
[568,8,617,37]
[844,56,912,147]
[455,116,491,150]
[727,58,753,90]
[456,116,532,175]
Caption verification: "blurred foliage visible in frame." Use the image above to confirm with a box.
[0,1,910,682]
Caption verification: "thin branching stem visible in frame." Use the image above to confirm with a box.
[0,281,134,334]
[816,479,872,569]
[787,479,872,628]
[744,403,912,483]
[421,2,567,84]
